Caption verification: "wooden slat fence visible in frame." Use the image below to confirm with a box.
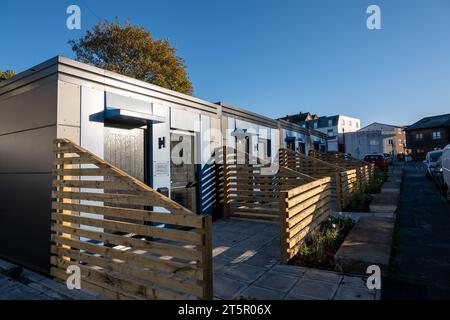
[279,177,332,263]
[219,147,333,264]
[278,148,345,201]
[308,150,375,210]
[220,146,315,222]
[52,139,213,300]
[335,169,358,211]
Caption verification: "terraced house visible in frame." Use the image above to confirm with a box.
[0,56,328,277]
[405,113,450,160]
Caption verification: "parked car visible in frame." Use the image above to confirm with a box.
[441,145,450,201]
[432,157,445,194]
[364,154,388,172]
[423,150,443,179]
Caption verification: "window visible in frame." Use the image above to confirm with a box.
[432,131,441,140]
[356,122,359,128]
[416,133,423,141]
[328,119,333,127]
[349,120,352,127]
[314,122,318,129]
[369,139,379,146]
[388,139,394,145]
[341,119,345,126]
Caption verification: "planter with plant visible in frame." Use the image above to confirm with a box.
[289,216,355,271]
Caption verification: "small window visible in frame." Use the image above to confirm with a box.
[349,120,352,126]
[341,119,345,126]
[369,139,379,146]
[432,131,441,140]
[314,122,318,129]
[356,122,359,128]
[328,119,333,127]
[388,139,394,145]
[416,133,423,141]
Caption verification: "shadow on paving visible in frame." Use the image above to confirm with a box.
[383,162,450,300]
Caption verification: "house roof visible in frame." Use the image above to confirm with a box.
[360,122,405,131]
[405,114,450,131]
[278,112,318,123]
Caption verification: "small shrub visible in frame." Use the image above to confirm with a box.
[291,217,355,270]
[345,191,372,212]
[365,169,388,194]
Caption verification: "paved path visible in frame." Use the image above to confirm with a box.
[212,219,379,300]
[0,259,100,300]
[383,162,450,299]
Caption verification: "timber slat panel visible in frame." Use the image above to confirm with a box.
[51,139,212,300]
[51,224,201,261]
[51,212,202,245]
[52,202,203,228]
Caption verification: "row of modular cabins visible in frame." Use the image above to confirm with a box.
[0,56,328,274]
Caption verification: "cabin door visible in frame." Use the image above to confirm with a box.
[170,130,198,213]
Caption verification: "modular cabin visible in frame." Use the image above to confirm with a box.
[0,56,327,274]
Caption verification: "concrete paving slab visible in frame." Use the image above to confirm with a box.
[0,285,42,300]
[212,219,377,300]
[334,285,376,300]
[303,269,343,284]
[381,181,401,193]
[213,256,230,272]
[335,218,394,276]
[289,279,338,300]
[271,264,307,277]
[222,264,267,283]
[341,275,368,288]
[253,272,298,292]
[240,254,278,269]
[0,278,22,292]
[239,285,285,300]
[213,274,248,300]
[370,192,399,213]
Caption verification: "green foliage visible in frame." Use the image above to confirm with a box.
[294,217,354,269]
[69,20,193,95]
[345,191,372,212]
[365,169,387,194]
[343,169,389,212]
[0,69,15,80]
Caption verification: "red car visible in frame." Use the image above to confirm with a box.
[364,154,388,172]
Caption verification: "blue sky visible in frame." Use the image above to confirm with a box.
[1,0,449,126]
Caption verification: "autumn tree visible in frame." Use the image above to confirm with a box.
[0,69,15,81]
[69,20,193,95]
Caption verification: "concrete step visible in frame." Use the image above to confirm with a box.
[334,218,395,277]
[387,170,403,183]
[381,181,401,194]
[370,192,399,213]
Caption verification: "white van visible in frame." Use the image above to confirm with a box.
[424,150,443,178]
[442,145,450,201]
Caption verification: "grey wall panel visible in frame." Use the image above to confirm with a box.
[57,81,80,127]
[0,81,57,136]
[81,87,104,159]
[57,125,80,144]
[0,126,56,173]
[0,173,53,274]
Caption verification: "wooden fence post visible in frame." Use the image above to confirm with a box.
[279,192,289,264]
[222,146,231,220]
[201,215,213,300]
[335,172,343,212]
